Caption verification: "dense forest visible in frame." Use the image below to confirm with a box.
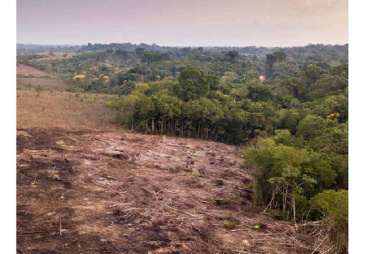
[17,43,348,253]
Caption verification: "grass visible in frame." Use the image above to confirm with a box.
[16,62,121,131]
[211,198,229,206]
[17,77,67,91]
[223,221,236,230]
[17,64,50,76]
[17,90,120,130]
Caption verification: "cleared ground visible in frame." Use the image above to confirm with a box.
[17,128,315,254]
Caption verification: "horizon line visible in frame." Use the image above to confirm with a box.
[16,42,349,48]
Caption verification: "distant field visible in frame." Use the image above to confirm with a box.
[17,77,67,91]
[16,63,66,91]
[17,64,50,76]
[16,62,119,130]
[33,51,78,61]
[17,90,119,130]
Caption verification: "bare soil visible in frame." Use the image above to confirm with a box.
[17,128,316,254]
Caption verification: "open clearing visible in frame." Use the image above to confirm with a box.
[17,128,315,254]
[17,78,67,91]
[17,64,51,76]
[16,63,119,131]
[17,90,119,130]
[17,64,65,91]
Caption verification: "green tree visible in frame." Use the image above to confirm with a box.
[135,47,146,58]
[309,74,348,100]
[296,115,337,141]
[244,138,312,223]
[177,67,209,101]
[305,65,327,85]
[311,190,348,254]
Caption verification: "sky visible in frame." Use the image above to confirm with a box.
[17,0,348,47]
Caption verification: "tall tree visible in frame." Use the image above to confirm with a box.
[177,67,209,101]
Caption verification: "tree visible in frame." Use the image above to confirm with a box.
[311,190,348,254]
[305,65,327,86]
[246,80,273,102]
[296,115,336,141]
[313,94,348,123]
[135,47,146,58]
[177,67,209,101]
[142,51,154,67]
[206,74,220,91]
[266,53,278,70]
[273,129,306,149]
[266,51,286,69]
[309,74,347,100]
[225,50,239,62]
[244,138,313,223]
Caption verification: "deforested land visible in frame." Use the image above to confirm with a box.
[17,43,348,254]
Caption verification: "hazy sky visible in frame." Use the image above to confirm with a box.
[17,0,348,47]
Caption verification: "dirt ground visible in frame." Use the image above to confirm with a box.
[17,64,51,76]
[17,128,317,254]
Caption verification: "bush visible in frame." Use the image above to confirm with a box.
[311,190,348,254]
[223,221,236,230]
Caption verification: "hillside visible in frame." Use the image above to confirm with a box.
[17,128,315,254]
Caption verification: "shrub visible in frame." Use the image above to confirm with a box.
[223,221,236,230]
[311,189,348,254]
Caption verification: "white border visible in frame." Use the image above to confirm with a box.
[1,0,16,253]
[348,1,369,253]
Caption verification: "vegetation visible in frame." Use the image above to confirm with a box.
[223,221,237,230]
[311,190,348,254]
[17,42,348,252]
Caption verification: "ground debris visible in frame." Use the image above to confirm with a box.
[17,128,317,253]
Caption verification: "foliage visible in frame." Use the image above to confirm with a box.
[243,137,344,223]
[311,190,348,254]
[176,67,209,101]
[223,221,236,230]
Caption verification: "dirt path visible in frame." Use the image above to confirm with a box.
[17,128,315,254]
